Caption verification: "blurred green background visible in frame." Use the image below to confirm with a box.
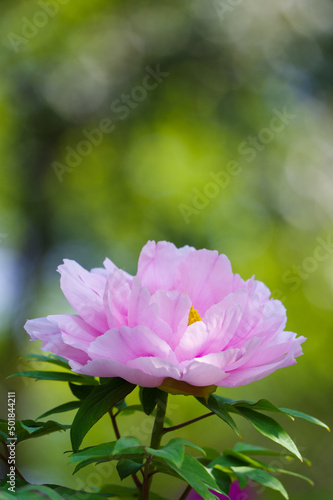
[0,0,332,498]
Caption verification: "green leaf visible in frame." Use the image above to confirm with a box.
[139,387,165,415]
[19,353,70,370]
[7,485,65,500]
[117,404,173,425]
[197,396,240,437]
[70,439,145,473]
[99,484,138,497]
[155,453,224,500]
[231,467,289,499]
[69,382,95,400]
[0,419,69,444]
[279,408,330,431]
[70,378,136,452]
[235,408,302,460]
[47,485,109,500]
[116,458,144,480]
[147,439,185,468]
[37,401,81,420]
[113,436,144,455]
[211,467,232,495]
[147,438,205,469]
[7,370,98,384]
[233,442,294,459]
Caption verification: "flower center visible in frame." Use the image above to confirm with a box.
[188,306,201,325]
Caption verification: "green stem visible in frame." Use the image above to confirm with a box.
[163,412,214,434]
[142,391,169,499]
[108,409,142,491]
[150,391,168,449]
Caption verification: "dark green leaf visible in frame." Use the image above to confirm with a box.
[279,408,330,431]
[99,484,139,497]
[6,485,64,499]
[231,467,289,499]
[147,438,205,469]
[70,378,136,452]
[156,453,224,500]
[70,439,145,473]
[7,370,98,384]
[0,419,69,444]
[19,354,70,370]
[211,467,232,495]
[37,401,81,420]
[116,459,144,480]
[197,396,240,436]
[113,436,144,455]
[69,383,95,400]
[233,442,294,459]
[139,387,164,416]
[235,407,302,460]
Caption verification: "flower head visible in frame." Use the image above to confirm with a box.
[25,241,305,391]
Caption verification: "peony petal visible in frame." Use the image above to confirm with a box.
[24,317,89,364]
[47,314,100,351]
[127,277,172,342]
[174,249,233,315]
[137,240,194,293]
[175,321,209,362]
[180,360,228,386]
[76,358,166,387]
[103,268,132,329]
[88,325,178,365]
[150,290,192,349]
[58,259,109,332]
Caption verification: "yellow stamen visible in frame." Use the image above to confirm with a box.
[188,306,201,325]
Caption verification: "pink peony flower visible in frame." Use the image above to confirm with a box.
[25,241,305,391]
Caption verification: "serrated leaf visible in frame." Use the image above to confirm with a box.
[279,408,330,431]
[37,401,81,420]
[235,408,302,461]
[19,354,70,370]
[0,419,69,444]
[116,459,144,480]
[7,370,98,384]
[70,378,136,452]
[196,396,240,437]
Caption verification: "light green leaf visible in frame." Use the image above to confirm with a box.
[279,408,330,431]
